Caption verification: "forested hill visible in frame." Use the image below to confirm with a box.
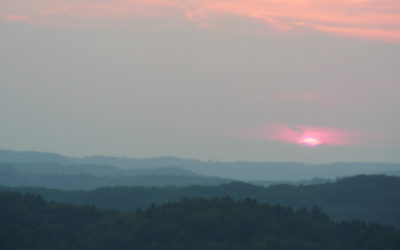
[1,192,399,250]
[3,175,400,228]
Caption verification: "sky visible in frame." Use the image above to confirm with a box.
[1,0,399,163]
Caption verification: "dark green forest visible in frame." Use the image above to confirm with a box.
[1,192,399,250]
[3,175,399,228]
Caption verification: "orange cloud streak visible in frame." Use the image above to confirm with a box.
[3,14,30,21]
[2,0,400,42]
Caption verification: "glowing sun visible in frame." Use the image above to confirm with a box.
[299,137,322,146]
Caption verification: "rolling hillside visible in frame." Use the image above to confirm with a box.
[3,175,400,228]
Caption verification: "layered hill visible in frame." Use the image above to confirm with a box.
[1,149,400,181]
[0,163,230,190]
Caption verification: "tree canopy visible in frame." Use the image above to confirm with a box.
[1,192,399,250]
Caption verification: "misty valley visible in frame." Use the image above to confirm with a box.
[1,149,400,249]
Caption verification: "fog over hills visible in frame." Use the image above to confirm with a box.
[1,149,399,181]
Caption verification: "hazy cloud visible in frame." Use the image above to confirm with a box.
[1,0,399,162]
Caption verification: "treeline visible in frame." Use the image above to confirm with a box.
[1,192,399,250]
[2,175,400,228]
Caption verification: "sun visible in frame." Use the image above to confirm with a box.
[299,137,322,146]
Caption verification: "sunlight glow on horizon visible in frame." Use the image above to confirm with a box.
[2,0,400,42]
[259,124,363,147]
[299,137,322,147]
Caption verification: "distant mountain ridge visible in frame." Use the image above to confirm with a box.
[1,149,400,181]
[0,163,230,190]
[0,162,332,190]
[1,162,196,176]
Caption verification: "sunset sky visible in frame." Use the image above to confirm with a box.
[1,0,399,162]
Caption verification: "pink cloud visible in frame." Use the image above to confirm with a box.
[3,14,29,21]
[41,7,70,16]
[1,0,400,42]
[314,26,400,43]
